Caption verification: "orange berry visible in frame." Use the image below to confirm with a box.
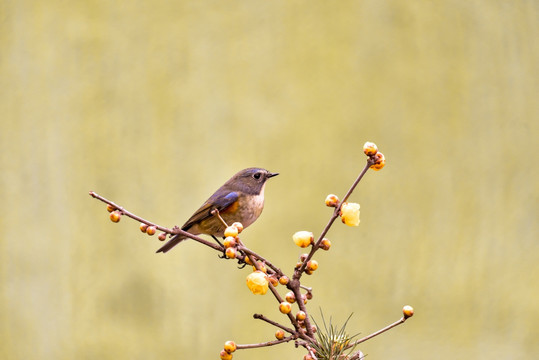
[231,222,244,233]
[225,247,236,259]
[158,232,167,241]
[219,349,233,360]
[109,211,121,223]
[146,226,156,236]
[285,291,296,303]
[325,194,339,207]
[307,260,318,272]
[370,152,386,171]
[279,301,292,314]
[305,269,314,275]
[299,253,308,262]
[244,256,253,265]
[224,226,239,238]
[279,276,289,285]
[140,223,149,233]
[253,262,267,273]
[296,311,306,321]
[223,236,236,248]
[363,141,378,156]
[223,341,236,354]
[268,276,279,287]
[403,305,414,319]
[275,329,285,340]
[106,204,116,213]
[320,238,331,251]
[371,160,385,170]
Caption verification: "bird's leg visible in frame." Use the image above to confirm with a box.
[212,235,224,247]
[213,235,228,259]
[209,209,231,259]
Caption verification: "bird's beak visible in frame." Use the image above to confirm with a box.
[268,172,279,178]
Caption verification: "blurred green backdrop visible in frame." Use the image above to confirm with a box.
[1,1,537,359]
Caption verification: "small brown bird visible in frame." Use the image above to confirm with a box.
[156,167,278,253]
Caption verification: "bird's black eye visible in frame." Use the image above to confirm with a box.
[253,172,262,180]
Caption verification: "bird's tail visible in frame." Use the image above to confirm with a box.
[156,234,186,253]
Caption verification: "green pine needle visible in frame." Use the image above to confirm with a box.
[311,310,361,360]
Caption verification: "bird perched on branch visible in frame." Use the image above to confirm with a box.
[156,167,278,253]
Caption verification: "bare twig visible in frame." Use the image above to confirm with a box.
[293,159,374,281]
[211,209,229,228]
[89,191,223,251]
[345,316,408,349]
[236,336,295,350]
[253,314,297,334]
[237,245,284,277]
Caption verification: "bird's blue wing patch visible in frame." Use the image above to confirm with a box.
[214,191,239,210]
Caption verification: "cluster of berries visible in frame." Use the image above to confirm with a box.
[363,141,385,171]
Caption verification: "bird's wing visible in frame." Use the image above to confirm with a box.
[181,191,239,231]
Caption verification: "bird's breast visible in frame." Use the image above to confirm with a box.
[234,192,265,228]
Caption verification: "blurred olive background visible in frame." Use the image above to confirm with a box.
[1,1,538,359]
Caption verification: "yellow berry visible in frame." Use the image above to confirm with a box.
[285,291,296,303]
[109,211,121,223]
[244,256,253,265]
[224,226,239,238]
[146,226,156,236]
[225,247,236,259]
[325,194,339,207]
[363,141,378,156]
[293,231,314,248]
[301,294,308,304]
[231,222,244,233]
[279,301,292,314]
[106,204,116,212]
[296,311,306,321]
[224,341,236,353]
[403,305,414,319]
[340,202,360,226]
[279,276,289,285]
[158,232,167,241]
[219,349,233,360]
[246,271,269,295]
[223,236,237,248]
[275,329,285,340]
